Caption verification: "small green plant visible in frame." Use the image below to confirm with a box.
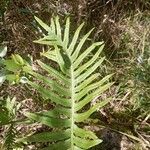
[4,54,29,84]
[21,16,113,149]
[0,97,21,150]
[0,46,30,85]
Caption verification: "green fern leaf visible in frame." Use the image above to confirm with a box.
[23,16,113,150]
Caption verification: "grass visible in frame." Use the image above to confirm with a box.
[97,10,150,149]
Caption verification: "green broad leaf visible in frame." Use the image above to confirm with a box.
[41,139,71,150]
[74,52,104,77]
[41,107,71,118]
[37,60,70,85]
[75,98,111,122]
[56,47,65,73]
[75,74,113,93]
[33,40,62,46]
[73,42,104,69]
[34,16,51,33]
[55,45,67,73]
[41,50,57,62]
[75,74,113,101]
[6,74,19,83]
[74,126,98,140]
[4,59,21,72]
[12,54,24,65]
[74,136,102,149]
[63,17,70,49]
[60,49,71,70]
[25,112,71,128]
[68,22,84,55]
[72,28,94,62]
[50,18,56,34]
[55,16,62,40]
[36,34,59,43]
[26,71,70,96]
[22,129,70,143]
[40,34,57,41]
[75,73,100,92]
[75,83,113,111]
[0,45,7,57]
[28,81,71,107]
[22,66,33,75]
[75,58,105,85]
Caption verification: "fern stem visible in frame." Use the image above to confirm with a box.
[70,65,75,149]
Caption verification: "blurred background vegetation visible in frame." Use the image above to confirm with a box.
[0,0,150,149]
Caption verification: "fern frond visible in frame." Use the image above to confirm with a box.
[4,124,16,150]
[23,16,113,150]
[0,97,20,150]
